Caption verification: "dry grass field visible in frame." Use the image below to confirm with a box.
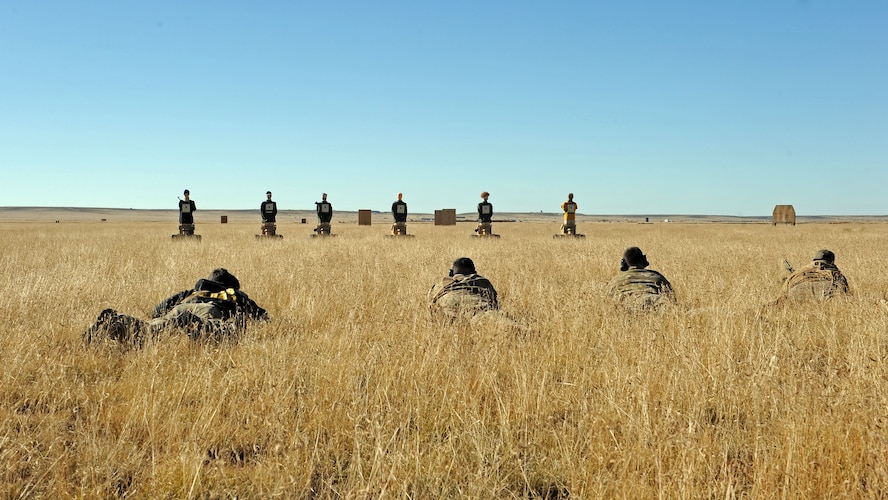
[2,217,888,498]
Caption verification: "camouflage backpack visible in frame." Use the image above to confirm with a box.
[782,262,849,301]
[606,269,675,310]
[429,274,499,323]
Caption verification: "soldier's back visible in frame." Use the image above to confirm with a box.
[606,269,675,310]
[783,262,849,301]
[429,274,499,322]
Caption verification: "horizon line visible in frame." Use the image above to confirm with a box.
[2,206,887,218]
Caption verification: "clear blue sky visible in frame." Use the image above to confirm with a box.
[2,1,885,215]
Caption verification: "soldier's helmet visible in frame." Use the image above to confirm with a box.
[621,247,650,271]
[451,257,476,276]
[813,249,835,264]
[209,268,240,290]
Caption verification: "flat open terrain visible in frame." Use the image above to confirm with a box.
[3,206,887,224]
[2,217,887,497]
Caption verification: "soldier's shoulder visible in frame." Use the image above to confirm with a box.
[648,269,671,281]
[466,273,494,285]
[430,276,455,289]
[608,270,630,280]
[605,271,631,288]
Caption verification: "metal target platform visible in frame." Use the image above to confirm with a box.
[172,224,201,241]
[311,222,335,238]
[554,224,584,238]
[472,222,499,238]
[387,223,415,238]
[256,223,283,239]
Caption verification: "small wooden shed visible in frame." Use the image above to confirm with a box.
[358,210,372,226]
[434,209,457,226]
[772,205,796,226]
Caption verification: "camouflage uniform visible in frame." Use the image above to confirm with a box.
[84,271,268,347]
[606,268,675,310]
[82,308,152,347]
[428,273,499,324]
[780,260,849,302]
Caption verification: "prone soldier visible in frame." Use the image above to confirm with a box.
[83,268,269,347]
[605,246,675,310]
[774,249,850,304]
[428,257,499,324]
[428,257,530,333]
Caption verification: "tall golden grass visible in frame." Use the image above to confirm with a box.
[2,220,887,498]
